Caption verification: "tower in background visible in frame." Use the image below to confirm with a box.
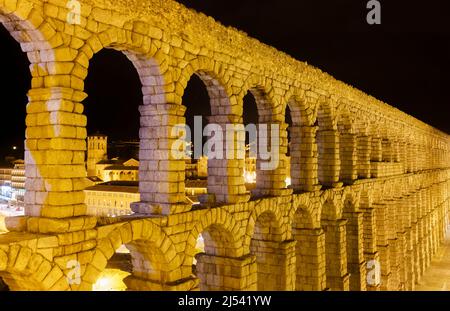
[87,134,108,176]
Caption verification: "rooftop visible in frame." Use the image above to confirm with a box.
[85,179,208,193]
[104,165,139,171]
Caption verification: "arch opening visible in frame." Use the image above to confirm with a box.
[181,69,250,206]
[338,114,357,184]
[181,73,212,205]
[83,48,143,217]
[194,224,242,290]
[92,233,175,291]
[0,21,32,216]
[93,244,131,291]
[243,92,259,188]
[285,105,293,187]
[0,276,8,291]
[285,96,317,192]
[243,88,287,197]
[316,100,338,188]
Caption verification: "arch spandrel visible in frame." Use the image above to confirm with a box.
[243,200,287,251]
[317,95,338,130]
[177,58,237,117]
[284,88,318,127]
[320,191,344,221]
[84,219,183,289]
[0,244,69,291]
[290,195,321,229]
[186,208,243,263]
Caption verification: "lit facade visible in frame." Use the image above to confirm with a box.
[87,134,108,177]
[0,160,25,207]
[10,160,25,207]
[99,159,139,182]
[85,180,208,217]
[87,135,139,183]
[85,182,139,217]
[0,167,12,199]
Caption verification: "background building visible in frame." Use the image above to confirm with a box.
[87,134,139,183]
[85,181,139,217]
[99,159,139,182]
[0,163,12,199]
[87,134,108,177]
[10,160,25,208]
[85,180,208,217]
[0,159,25,208]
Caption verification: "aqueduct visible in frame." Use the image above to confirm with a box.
[0,0,449,291]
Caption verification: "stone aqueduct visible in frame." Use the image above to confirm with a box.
[0,0,449,291]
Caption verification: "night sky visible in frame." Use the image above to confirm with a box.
[0,0,449,160]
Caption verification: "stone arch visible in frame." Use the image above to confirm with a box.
[178,60,234,167]
[336,109,356,134]
[289,195,320,229]
[316,95,337,130]
[337,106,358,184]
[248,208,290,291]
[175,56,251,205]
[188,209,248,291]
[292,204,316,230]
[187,209,243,261]
[78,28,170,102]
[316,95,341,188]
[240,74,289,197]
[80,29,189,213]
[177,56,238,117]
[84,219,183,291]
[368,117,383,164]
[290,197,326,291]
[284,88,318,127]
[199,224,237,257]
[240,74,279,122]
[0,2,58,63]
[359,188,373,209]
[252,210,284,240]
[243,203,285,251]
[0,245,69,291]
[320,193,343,221]
[0,2,77,221]
[341,189,365,290]
[353,114,373,179]
[342,189,360,213]
[283,89,320,192]
[320,192,351,290]
[354,114,371,137]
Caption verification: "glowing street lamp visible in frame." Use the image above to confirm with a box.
[285,177,292,187]
[243,170,256,184]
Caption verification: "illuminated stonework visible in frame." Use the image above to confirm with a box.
[0,0,449,291]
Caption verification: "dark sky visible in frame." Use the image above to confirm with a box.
[0,0,449,159]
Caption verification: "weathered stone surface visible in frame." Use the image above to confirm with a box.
[0,0,448,292]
